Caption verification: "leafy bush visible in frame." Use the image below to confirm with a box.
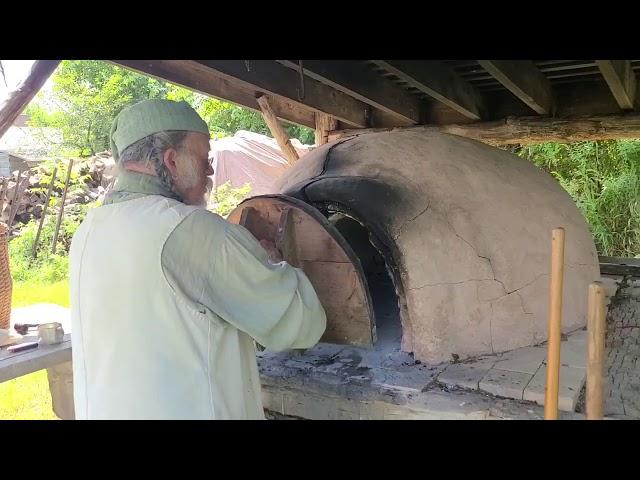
[9,201,99,283]
[210,182,252,218]
[518,140,640,257]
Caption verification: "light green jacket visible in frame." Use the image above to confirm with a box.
[70,171,326,419]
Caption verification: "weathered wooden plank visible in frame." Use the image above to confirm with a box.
[278,60,421,124]
[599,256,640,277]
[314,112,338,146]
[0,60,60,140]
[7,168,25,230]
[371,60,485,120]
[111,60,316,129]
[327,113,640,145]
[0,334,71,384]
[51,159,73,254]
[478,60,554,115]
[256,95,299,165]
[196,60,370,127]
[596,60,637,110]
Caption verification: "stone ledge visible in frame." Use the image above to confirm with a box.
[259,347,584,420]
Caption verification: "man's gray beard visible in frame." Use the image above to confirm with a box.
[152,158,212,208]
[199,183,213,209]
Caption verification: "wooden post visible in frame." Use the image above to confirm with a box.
[256,94,300,165]
[32,165,57,259]
[314,112,338,146]
[51,160,73,255]
[0,60,60,140]
[586,282,607,420]
[0,177,8,214]
[544,227,565,420]
[7,168,25,231]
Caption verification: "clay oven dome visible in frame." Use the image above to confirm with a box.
[234,131,601,364]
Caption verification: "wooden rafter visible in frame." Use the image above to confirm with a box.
[277,60,421,125]
[478,60,554,115]
[370,60,484,121]
[596,60,637,110]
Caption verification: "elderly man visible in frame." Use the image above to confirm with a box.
[69,99,327,419]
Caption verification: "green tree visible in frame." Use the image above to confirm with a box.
[27,61,171,157]
[27,60,314,156]
[197,96,314,143]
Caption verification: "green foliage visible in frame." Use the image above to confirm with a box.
[518,140,640,257]
[27,60,315,158]
[9,201,99,283]
[32,158,91,198]
[210,182,252,218]
[9,218,68,283]
[196,97,314,143]
[283,123,315,145]
[27,61,171,157]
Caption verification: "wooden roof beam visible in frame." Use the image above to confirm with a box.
[277,60,421,125]
[256,95,299,165]
[112,60,316,128]
[196,60,371,127]
[478,60,554,115]
[370,60,485,121]
[596,60,637,110]
[327,113,640,146]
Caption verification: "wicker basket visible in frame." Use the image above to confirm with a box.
[0,222,12,330]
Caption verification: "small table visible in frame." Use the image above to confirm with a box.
[0,334,72,384]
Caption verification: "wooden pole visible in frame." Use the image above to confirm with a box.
[0,177,8,215]
[0,60,60,140]
[586,282,607,420]
[32,165,57,259]
[7,168,25,231]
[314,112,338,146]
[51,160,73,254]
[544,227,565,420]
[256,94,300,165]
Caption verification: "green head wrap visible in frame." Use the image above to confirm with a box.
[109,99,209,162]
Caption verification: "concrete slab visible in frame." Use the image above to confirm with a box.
[438,356,498,390]
[567,329,587,345]
[559,339,587,369]
[493,346,546,374]
[523,364,585,412]
[479,369,533,399]
[258,341,588,420]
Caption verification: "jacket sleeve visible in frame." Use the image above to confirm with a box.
[162,209,327,351]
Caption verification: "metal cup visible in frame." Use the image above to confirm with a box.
[38,322,65,345]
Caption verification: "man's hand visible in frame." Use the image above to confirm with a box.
[259,239,283,263]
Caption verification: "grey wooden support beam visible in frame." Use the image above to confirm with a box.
[478,60,554,115]
[596,60,637,110]
[370,60,485,121]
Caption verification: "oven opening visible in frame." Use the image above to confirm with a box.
[322,207,402,347]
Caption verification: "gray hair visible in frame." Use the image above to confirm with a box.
[118,131,188,196]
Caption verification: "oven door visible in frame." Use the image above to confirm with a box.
[228,194,375,347]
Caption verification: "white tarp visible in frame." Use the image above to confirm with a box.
[209,130,312,196]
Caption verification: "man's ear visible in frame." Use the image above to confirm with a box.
[163,148,179,179]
